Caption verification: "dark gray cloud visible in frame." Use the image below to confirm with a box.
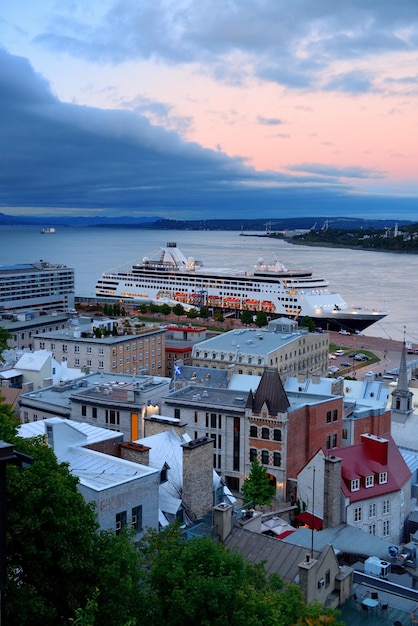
[0,49,416,219]
[323,70,374,94]
[33,1,418,92]
[288,163,386,179]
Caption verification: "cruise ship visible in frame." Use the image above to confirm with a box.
[95,242,388,332]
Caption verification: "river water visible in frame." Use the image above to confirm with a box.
[0,225,415,343]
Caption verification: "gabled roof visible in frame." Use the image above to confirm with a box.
[247,368,290,414]
[334,433,411,502]
[225,526,320,583]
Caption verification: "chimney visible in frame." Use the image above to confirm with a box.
[323,454,342,529]
[360,433,388,465]
[182,437,214,520]
[213,503,233,542]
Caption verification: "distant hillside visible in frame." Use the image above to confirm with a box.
[0,213,412,230]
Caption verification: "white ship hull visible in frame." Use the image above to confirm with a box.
[95,242,388,332]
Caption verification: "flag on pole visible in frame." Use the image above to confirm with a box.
[174,362,182,377]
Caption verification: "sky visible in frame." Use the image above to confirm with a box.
[1,1,418,221]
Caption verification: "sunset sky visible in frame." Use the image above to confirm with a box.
[1,1,418,220]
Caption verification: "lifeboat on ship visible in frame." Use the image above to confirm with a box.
[174,292,188,302]
[244,298,260,310]
[262,300,275,312]
[224,297,241,308]
[208,295,221,305]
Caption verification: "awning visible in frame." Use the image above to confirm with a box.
[295,511,323,530]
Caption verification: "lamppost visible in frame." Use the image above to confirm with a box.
[0,441,33,625]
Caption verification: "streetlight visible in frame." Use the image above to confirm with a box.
[0,441,33,624]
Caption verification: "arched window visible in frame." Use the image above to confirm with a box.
[261,427,269,440]
[261,450,269,465]
[250,425,258,438]
[250,448,257,462]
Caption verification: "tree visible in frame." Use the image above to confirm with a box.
[300,316,316,333]
[159,303,172,317]
[172,303,185,319]
[241,459,275,507]
[199,306,210,319]
[186,308,198,319]
[240,310,253,325]
[255,311,268,327]
[0,325,12,361]
[138,303,149,314]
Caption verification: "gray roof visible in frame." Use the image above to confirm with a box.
[225,526,320,583]
[281,523,394,561]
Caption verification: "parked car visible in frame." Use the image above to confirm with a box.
[339,329,350,335]
[334,349,345,356]
[355,353,369,361]
[329,354,336,360]
[341,361,351,367]
[348,352,357,358]
[328,365,340,373]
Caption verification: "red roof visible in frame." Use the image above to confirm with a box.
[333,433,411,503]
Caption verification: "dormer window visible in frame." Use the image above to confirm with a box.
[379,471,388,484]
[351,478,360,492]
[365,475,374,488]
[160,463,169,484]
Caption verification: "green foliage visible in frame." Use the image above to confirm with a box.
[241,459,276,507]
[255,310,268,327]
[137,524,306,626]
[0,396,20,441]
[240,310,253,325]
[199,306,210,319]
[172,303,185,318]
[159,303,172,316]
[138,303,149,314]
[0,325,12,361]
[213,309,224,322]
[186,307,198,319]
[299,316,316,332]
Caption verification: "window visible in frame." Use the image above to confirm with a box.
[273,429,281,441]
[63,344,68,353]
[369,503,376,518]
[50,342,55,350]
[132,505,143,532]
[273,452,281,467]
[383,519,390,537]
[332,433,337,448]
[211,413,217,428]
[250,448,257,462]
[379,471,388,484]
[261,450,269,465]
[116,510,127,534]
[332,409,338,422]
[326,435,331,449]
[81,405,87,417]
[365,475,374,488]
[87,359,92,367]
[354,507,362,522]
[325,570,330,587]
[261,427,269,440]
[383,499,390,515]
[342,428,348,440]
[98,361,104,368]
[92,407,97,419]
[86,346,92,354]
[250,425,257,438]
[194,411,198,423]
[74,358,80,366]
[160,464,168,483]
[369,524,376,535]
[174,408,180,420]
[105,410,120,425]
[326,411,331,424]
[351,478,360,492]
[74,345,80,353]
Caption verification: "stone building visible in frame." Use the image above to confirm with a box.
[33,322,166,376]
[191,318,329,378]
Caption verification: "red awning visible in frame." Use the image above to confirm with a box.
[295,512,323,530]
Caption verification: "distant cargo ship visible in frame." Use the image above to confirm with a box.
[95,242,388,332]
[40,227,56,234]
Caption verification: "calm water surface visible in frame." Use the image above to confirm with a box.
[0,225,416,342]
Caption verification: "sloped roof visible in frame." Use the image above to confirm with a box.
[334,433,411,502]
[225,526,320,583]
[248,368,290,414]
[15,350,50,371]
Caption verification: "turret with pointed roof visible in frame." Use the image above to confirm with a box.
[391,338,413,424]
[245,368,290,414]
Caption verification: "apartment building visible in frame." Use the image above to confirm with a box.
[33,323,166,376]
[0,260,75,313]
[191,318,329,378]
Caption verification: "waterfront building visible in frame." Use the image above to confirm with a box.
[33,321,166,377]
[0,260,75,313]
[0,312,70,350]
[191,318,329,378]
[165,324,207,377]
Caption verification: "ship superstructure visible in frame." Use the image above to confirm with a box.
[96,242,388,332]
